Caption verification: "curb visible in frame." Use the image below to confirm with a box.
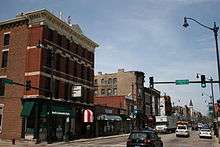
[48,134,129,146]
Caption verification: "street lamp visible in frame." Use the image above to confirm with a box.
[183,17,220,94]
[37,41,55,143]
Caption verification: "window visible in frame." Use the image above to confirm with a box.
[73,61,77,77]
[65,57,69,74]
[101,79,105,85]
[0,105,3,133]
[3,33,10,46]
[64,82,69,100]
[1,50,8,68]
[44,77,51,97]
[101,89,105,95]
[107,89,112,96]
[113,78,117,85]
[108,78,112,85]
[48,29,53,41]
[94,90,98,96]
[57,34,62,46]
[56,54,61,71]
[54,80,60,99]
[81,65,85,79]
[94,79,97,85]
[113,88,117,96]
[0,79,5,96]
[46,50,52,67]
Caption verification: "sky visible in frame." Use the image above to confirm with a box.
[1,0,220,115]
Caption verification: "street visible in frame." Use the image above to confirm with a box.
[0,131,217,147]
[47,131,214,147]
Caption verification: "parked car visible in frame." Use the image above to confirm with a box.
[199,128,212,139]
[127,130,163,147]
[176,125,190,137]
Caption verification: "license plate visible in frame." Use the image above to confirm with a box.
[135,146,140,147]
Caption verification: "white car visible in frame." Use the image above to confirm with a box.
[176,125,190,137]
[199,128,212,139]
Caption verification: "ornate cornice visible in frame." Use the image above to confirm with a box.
[0,9,99,52]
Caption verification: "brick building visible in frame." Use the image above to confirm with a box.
[94,69,145,128]
[0,9,98,142]
[144,88,160,127]
[160,95,172,116]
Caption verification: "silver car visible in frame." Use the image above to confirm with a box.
[176,125,190,137]
[199,128,212,139]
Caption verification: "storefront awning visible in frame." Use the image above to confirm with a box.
[97,114,122,121]
[40,105,75,118]
[84,109,93,123]
[20,102,35,117]
[120,114,131,121]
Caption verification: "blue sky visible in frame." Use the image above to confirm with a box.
[1,0,220,115]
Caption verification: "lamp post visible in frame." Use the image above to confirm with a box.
[37,42,55,143]
[183,17,220,94]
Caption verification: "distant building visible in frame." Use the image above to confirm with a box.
[159,95,172,116]
[94,69,145,128]
[94,69,145,115]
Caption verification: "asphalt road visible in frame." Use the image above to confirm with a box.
[0,131,215,147]
[48,131,214,147]
[161,131,214,147]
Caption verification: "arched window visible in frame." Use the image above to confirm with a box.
[113,78,117,85]
[101,79,105,85]
[108,78,112,84]
[107,89,112,96]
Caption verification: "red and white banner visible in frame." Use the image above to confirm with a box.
[84,109,93,123]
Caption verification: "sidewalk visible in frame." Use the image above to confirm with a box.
[213,136,220,147]
[0,134,129,147]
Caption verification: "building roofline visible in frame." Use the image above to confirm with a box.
[0,9,99,49]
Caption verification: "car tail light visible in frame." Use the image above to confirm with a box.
[127,139,132,145]
[144,139,152,144]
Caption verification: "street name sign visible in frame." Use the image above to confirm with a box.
[175,79,189,85]
[3,78,13,84]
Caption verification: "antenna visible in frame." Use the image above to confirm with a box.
[59,11,63,20]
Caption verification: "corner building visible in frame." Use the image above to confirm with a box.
[0,9,98,142]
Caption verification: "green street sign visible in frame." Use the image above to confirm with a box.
[3,78,13,84]
[175,79,189,85]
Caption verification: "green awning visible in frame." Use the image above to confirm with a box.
[120,114,131,121]
[40,105,75,118]
[20,102,35,117]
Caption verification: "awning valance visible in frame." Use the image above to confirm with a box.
[20,102,35,117]
[97,114,122,121]
[40,105,75,118]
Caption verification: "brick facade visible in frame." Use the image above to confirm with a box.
[0,9,98,140]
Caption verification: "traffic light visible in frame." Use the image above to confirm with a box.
[149,77,154,88]
[201,75,206,88]
[25,80,31,91]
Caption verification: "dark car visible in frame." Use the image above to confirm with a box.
[127,130,163,147]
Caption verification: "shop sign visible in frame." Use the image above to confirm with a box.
[105,109,112,114]
[72,85,82,97]
[51,111,70,116]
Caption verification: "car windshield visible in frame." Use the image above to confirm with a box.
[177,126,186,129]
[129,132,150,140]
